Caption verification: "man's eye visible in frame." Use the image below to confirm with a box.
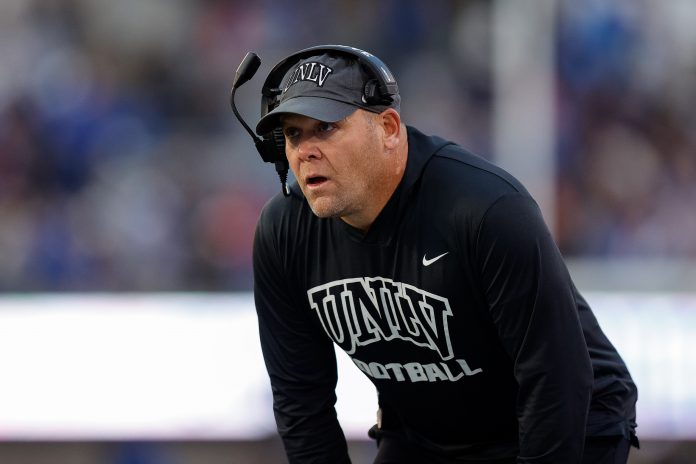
[317,122,334,133]
[284,128,300,139]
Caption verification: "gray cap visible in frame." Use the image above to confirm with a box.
[255,53,400,135]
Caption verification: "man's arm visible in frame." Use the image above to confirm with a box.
[253,214,350,464]
[475,193,593,463]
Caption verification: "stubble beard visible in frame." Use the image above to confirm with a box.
[302,161,373,221]
[305,188,355,219]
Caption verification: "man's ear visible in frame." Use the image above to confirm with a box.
[380,108,402,150]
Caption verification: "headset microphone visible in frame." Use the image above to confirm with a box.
[230,52,290,197]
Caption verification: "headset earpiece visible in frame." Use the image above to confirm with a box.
[267,127,286,167]
[270,127,285,154]
[271,127,289,196]
[254,124,286,165]
[363,79,385,105]
[253,128,289,196]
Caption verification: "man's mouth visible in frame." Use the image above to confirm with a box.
[306,176,328,186]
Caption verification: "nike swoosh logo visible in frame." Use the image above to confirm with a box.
[422,252,449,267]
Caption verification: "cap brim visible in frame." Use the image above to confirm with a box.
[255,96,358,135]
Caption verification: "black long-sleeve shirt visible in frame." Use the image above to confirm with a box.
[253,126,637,463]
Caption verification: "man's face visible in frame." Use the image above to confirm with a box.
[280,109,387,228]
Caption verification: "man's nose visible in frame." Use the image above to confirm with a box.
[296,136,321,161]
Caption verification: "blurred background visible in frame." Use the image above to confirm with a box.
[1,0,695,462]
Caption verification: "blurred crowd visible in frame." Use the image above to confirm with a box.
[555,1,696,256]
[0,0,693,292]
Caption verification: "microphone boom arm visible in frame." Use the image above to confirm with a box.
[230,52,290,197]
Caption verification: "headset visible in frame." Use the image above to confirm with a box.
[230,45,399,197]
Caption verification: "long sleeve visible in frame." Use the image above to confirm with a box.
[253,212,351,464]
[475,193,594,463]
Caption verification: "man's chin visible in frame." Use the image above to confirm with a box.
[307,198,343,219]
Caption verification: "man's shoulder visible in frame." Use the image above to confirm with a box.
[407,127,529,200]
[434,144,527,196]
[415,142,532,216]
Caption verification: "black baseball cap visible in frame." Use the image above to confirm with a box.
[255,52,400,135]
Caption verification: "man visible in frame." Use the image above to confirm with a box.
[250,45,638,463]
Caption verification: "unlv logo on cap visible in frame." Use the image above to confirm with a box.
[283,62,334,92]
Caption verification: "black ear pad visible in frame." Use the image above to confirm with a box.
[270,127,286,159]
[259,127,289,196]
[255,127,286,164]
[363,79,390,105]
